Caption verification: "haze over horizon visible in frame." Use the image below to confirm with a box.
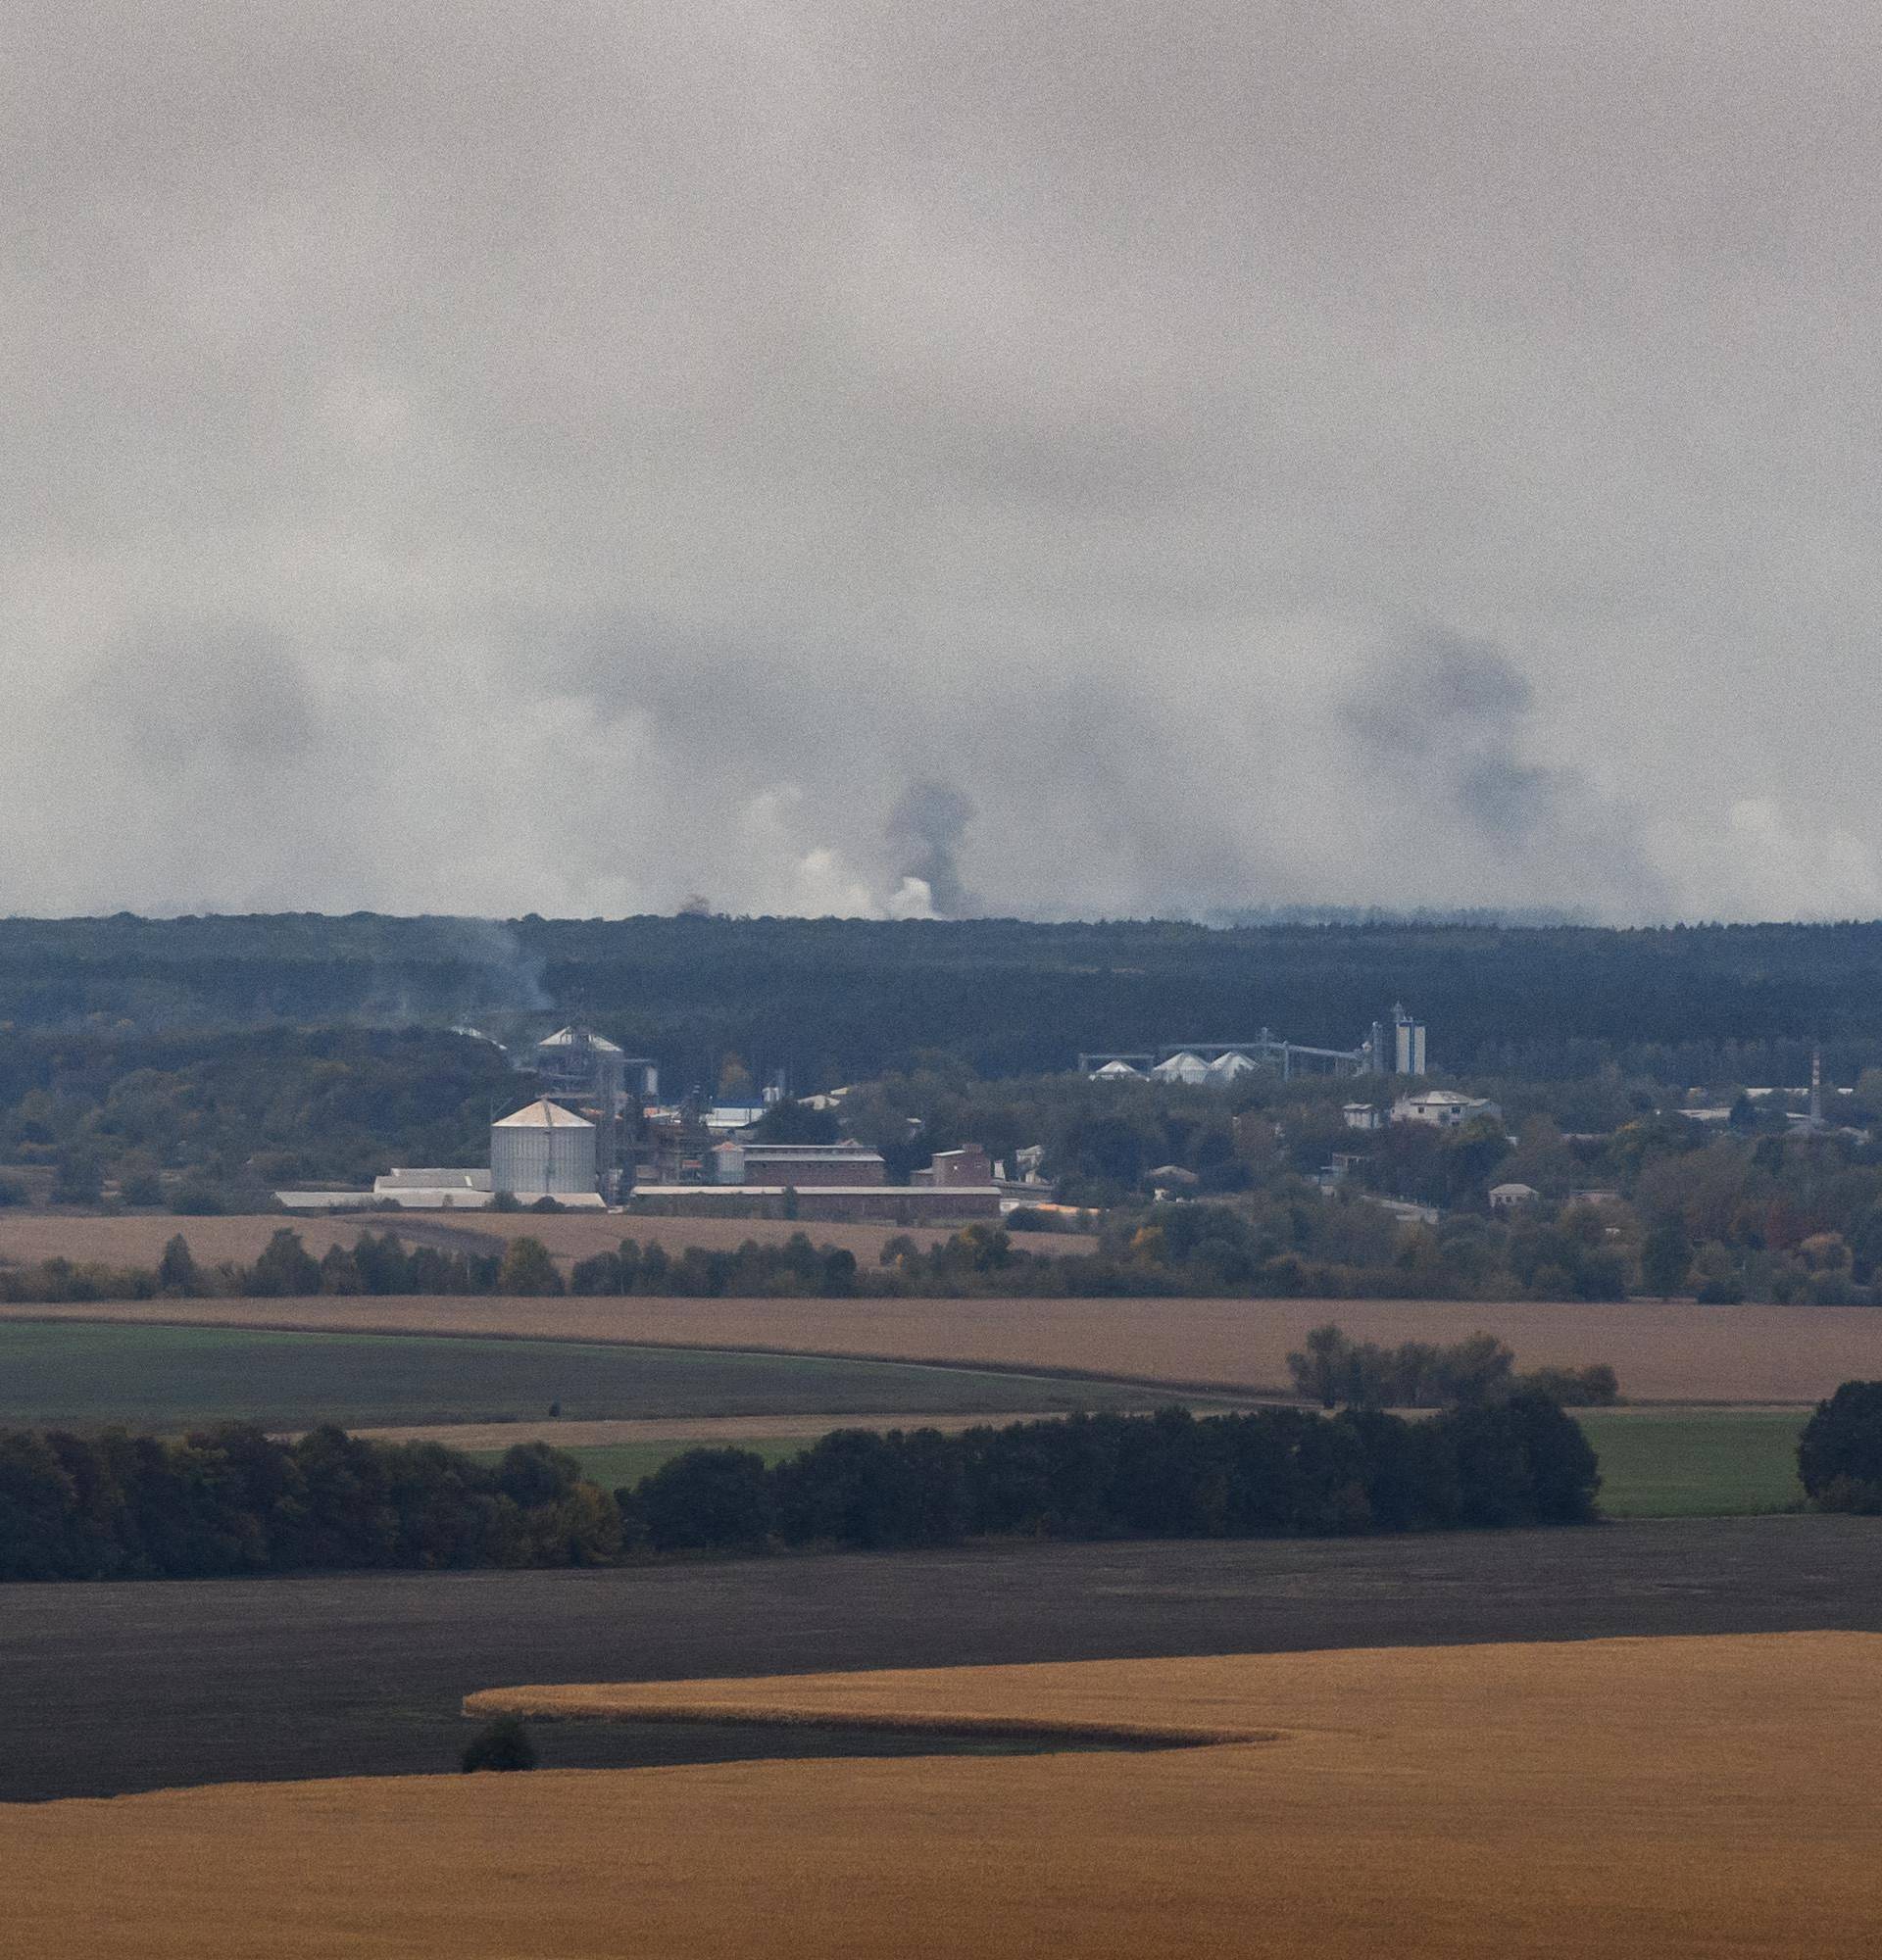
[8,5,1877,926]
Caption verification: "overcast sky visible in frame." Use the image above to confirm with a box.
[6,3,1877,923]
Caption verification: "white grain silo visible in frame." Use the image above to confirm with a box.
[491,1099,597,1198]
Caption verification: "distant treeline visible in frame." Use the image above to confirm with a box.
[0,1230,510,1304]
[8,911,1882,1085]
[0,1400,1600,1583]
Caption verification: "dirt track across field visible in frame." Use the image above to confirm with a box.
[5,1290,1880,1401]
[13,1632,1882,1957]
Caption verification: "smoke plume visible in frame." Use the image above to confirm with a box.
[1342,629,1671,918]
[885,782,977,918]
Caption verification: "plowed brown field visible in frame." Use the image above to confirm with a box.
[11,1633,1877,1957]
[0,1209,1078,1272]
[4,1291,1879,1400]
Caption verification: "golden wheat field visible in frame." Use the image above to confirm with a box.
[10,1634,1879,1958]
[0,1209,1059,1272]
[5,1290,1880,1401]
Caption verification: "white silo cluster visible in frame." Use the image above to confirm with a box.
[490,1098,597,1199]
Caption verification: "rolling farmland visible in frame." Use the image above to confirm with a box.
[7,1290,1881,1402]
[12,1632,1882,1956]
[7,1520,1882,1803]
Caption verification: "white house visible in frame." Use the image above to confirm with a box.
[1342,1102,1383,1132]
[1489,1181,1539,1210]
[1392,1090,1503,1130]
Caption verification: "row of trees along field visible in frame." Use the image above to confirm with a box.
[0,1215,1674,1306]
[0,1400,1602,1583]
[0,1193,1857,1306]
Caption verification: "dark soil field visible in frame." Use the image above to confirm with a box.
[5,1517,1879,1803]
[0,1322,1177,1432]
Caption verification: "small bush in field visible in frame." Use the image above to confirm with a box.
[461,1715,537,1773]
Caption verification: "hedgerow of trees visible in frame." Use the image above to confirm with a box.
[0,1400,1601,1583]
[0,1219,1636,1306]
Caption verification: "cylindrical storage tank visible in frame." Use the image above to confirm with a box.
[491,1099,597,1197]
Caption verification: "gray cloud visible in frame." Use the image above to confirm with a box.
[5,4,1882,922]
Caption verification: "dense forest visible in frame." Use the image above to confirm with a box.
[7,911,1882,1087]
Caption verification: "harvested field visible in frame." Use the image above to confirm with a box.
[9,1291,1882,1401]
[0,1322,1173,1433]
[7,1517,1880,1803]
[13,1633,1882,1957]
[357,1408,1137,1449]
[0,1209,1090,1273]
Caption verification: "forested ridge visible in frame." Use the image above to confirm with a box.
[7,911,1882,1085]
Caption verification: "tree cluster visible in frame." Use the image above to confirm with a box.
[0,1426,621,1582]
[1285,1323,1618,1410]
[1799,1382,1882,1513]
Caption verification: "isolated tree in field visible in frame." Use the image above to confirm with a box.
[1639,1216,1693,1299]
[497,1236,564,1296]
[158,1234,201,1296]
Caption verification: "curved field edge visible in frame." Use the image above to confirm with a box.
[0,1293,1875,1401]
[465,1631,1880,1757]
[463,1687,1265,1749]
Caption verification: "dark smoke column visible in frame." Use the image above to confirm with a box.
[886,780,977,916]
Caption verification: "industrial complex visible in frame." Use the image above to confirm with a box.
[276,1022,1009,1222]
[1081,1004,1428,1083]
[277,1004,1440,1221]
